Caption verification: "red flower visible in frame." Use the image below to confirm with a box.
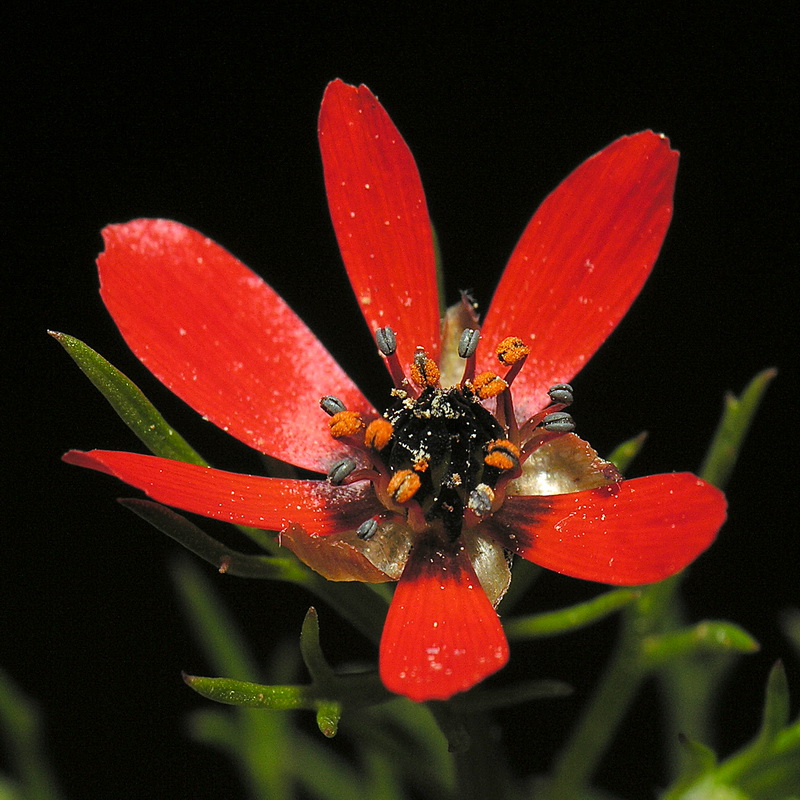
[63,80,726,702]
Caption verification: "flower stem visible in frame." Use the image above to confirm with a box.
[540,606,646,800]
[436,708,520,800]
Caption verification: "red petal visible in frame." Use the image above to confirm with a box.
[479,133,679,417]
[319,80,441,370]
[98,219,375,473]
[379,536,509,701]
[63,450,383,534]
[484,474,726,585]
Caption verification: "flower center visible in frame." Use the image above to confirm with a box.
[320,327,576,541]
[381,385,505,539]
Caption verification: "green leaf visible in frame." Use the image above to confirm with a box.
[184,675,317,710]
[606,431,648,473]
[50,331,207,466]
[678,732,719,775]
[504,588,640,640]
[642,621,760,667]
[120,498,307,581]
[780,607,800,659]
[300,608,335,683]
[0,668,64,800]
[449,679,572,712]
[755,661,791,748]
[661,663,800,800]
[699,368,777,489]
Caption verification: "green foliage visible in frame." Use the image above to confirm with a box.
[0,669,63,800]
[49,332,208,466]
[662,663,800,800]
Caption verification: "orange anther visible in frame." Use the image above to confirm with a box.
[386,469,422,503]
[496,336,530,366]
[473,371,508,399]
[365,418,393,450]
[484,439,521,471]
[328,410,364,438]
[413,457,430,472]
[410,350,440,388]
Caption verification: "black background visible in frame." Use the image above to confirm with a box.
[5,5,797,798]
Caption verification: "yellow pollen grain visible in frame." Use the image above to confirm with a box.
[473,371,508,399]
[328,411,364,438]
[386,469,421,503]
[496,336,530,365]
[410,352,440,388]
[365,418,393,450]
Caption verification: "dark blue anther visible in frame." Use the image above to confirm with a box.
[542,412,575,433]
[327,458,357,485]
[458,328,480,359]
[376,327,397,356]
[356,518,379,541]
[320,395,347,416]
[548,383,574,406]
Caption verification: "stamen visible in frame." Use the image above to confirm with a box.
[365,418,394,450]
[473,371,508,399]
[320,395,347,416]
[375,327,408,389]
[327,457,357,484]
[548,383,574,406]
[386,469,422,503]
[356,518,379,541]
[467,484,495,518]
[410,349,440,389]
[458,328,480,385]
[496,336,530,366]
[375,326,396,355]
[328,410,364,438]
[458,328,480,359]
[542,412,575,433]
[484,439,521,471]
[496,336,530,387]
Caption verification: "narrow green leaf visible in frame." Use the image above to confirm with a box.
[300,608,335,683]
[172,556,260,681]
[183,674,316,710]
[119,499,308,581]
[50,331,207,466]
[780,607,800,658]
[677,732,718,775]
[174,558,296,800]
[642,621,760,667]
[755,661,791,747]
[0,668,64,800]
[662,664,800,800]
[360,699,456,794]
[316,701,343,738]
[699,367,778,489]
[504,588,640,640]
[606,431,648,473]
[289,732,371,800]
[450,679,572,712]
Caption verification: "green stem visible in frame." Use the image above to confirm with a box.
[438,709,519,800]
[542,609,646,800]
